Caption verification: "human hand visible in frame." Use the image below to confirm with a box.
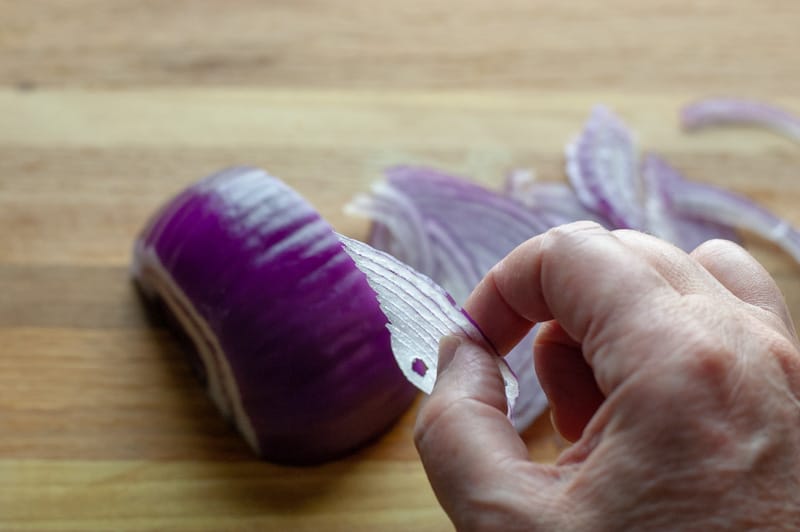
[414,221,800,531]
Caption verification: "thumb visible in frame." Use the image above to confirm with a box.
[414,336,566,530]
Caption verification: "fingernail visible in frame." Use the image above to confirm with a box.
[438,335,462,372]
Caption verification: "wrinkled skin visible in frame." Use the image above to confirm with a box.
[414,221,800,531]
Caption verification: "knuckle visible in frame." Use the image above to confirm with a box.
[540,221,609,263]
[677,334,736,385]
[545,220,606,244]
[766,333,799,361]
[750,302,795,340]
[765,334,800,392]
[692,237,741,258]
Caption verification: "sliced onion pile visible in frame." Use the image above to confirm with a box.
[350,100,800,431]
[133,167,517,464]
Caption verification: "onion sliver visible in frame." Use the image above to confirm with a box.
[505,169,610,227]
[340,234,518,414]
[643,154,800,262]
[682,98,800,142]
[565,106,741,252]
[566,105,644,229]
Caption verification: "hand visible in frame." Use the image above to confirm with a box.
[414,221,800,531]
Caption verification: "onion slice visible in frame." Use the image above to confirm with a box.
[348,167,548,430]
[348,166,552,302]
[504,169,611,227]
[642,154,740,251]
[642,154,800,262]
[566,105,644,228]
[681,98,800,142]
[340,234,518,414]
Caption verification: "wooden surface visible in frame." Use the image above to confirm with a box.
[2,1,800,530]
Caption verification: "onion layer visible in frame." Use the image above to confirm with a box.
[348,167,551,430]
[682,98,800,142]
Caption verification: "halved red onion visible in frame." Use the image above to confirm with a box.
[133,167,516,464]
[348,166,549,430]
[681,98,800,142]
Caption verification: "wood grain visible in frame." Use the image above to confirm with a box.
[1,1,799,530]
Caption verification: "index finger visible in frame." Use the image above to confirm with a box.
[465,221,675,387]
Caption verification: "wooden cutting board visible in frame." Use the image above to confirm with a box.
[1,1,799,530]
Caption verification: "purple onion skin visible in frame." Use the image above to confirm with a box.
[135,167,417,465]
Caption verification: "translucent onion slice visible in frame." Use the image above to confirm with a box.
[643,154,800,262]
[563,105,742,251]
[340,234,519,415]
[681,98,800,142]
[566,105,645,229]
[642,154,740,251]
[504,169,611,227]
[348,167,548,430]
[349,166,553,302]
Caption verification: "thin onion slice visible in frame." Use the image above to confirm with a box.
[348,167,548,430]
[340,234,519,415]
[566,105,644,229]
[643,154,800,262]
[348,166,552,302]
[681,98,800,142]
[642,154,740,251]
[505,169,611,227]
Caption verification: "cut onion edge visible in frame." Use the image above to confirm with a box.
[338,234,519,416]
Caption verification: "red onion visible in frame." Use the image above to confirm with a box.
[351,103,800,432]
[641,154,740,251]
[568,106,741,252]
[505,169,610,227]
[340,234,518,409]
[566,105,644,229]
[682,98,800,142]
[133,167,517,464]
[134,100,800,462]
[348,167,554,430]
[670,99,800,259]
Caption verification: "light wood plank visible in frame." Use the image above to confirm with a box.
[0,459,450,532]
[1,1,798,94]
